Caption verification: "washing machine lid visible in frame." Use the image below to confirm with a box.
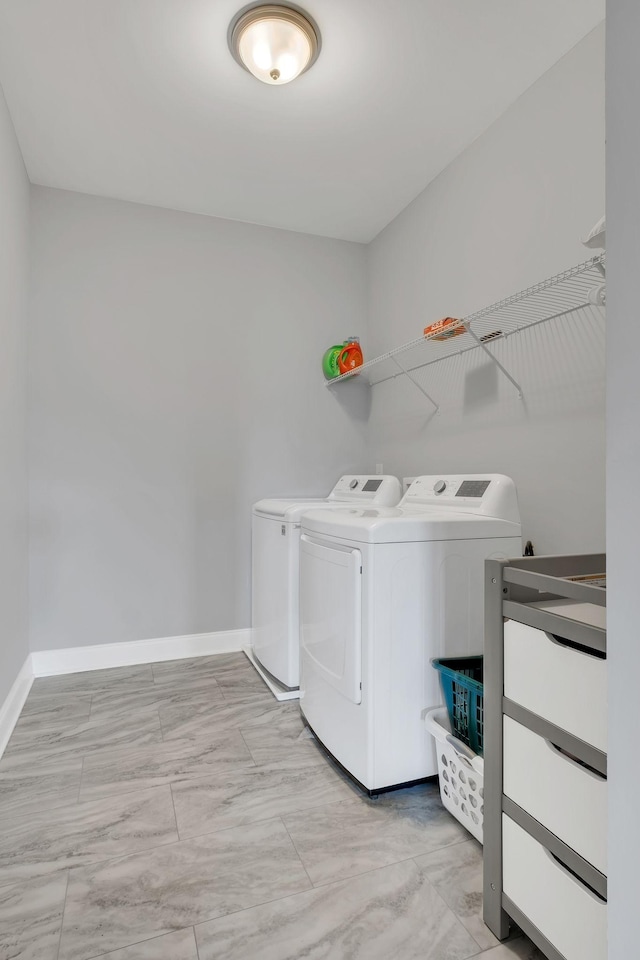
[253,475,402,522]
[253,498,331,522]
[301,505,522,543]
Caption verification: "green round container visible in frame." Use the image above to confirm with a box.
[322,345,343,380]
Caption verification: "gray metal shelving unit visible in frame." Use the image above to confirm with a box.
[483,553,607,960]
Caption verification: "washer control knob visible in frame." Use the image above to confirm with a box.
[349,479,359,490]
[433,480,447,495]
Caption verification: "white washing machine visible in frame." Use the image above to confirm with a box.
[299,474,522,792]
[251,475,402,694]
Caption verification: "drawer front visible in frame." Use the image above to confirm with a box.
[503,716,607,874]
[504,620,606,751]
[503,815,607,960]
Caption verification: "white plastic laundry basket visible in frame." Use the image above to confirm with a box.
[425,706,484,843]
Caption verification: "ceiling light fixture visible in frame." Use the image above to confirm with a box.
[228,3,321,85]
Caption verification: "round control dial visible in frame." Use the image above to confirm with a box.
[433,480,447,495]
[349,479,359,490]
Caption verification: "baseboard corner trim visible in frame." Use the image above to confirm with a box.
[30,628,251,678]
[0,655,34,759]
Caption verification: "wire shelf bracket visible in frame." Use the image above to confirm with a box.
[324,254,606,408]
[390,353,440,414]
[464,324,523,399]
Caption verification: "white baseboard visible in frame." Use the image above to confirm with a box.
[0,655,34,757]
[30,628,251,678]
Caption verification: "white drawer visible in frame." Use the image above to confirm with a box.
[504,619,606,751]
[503,815,607,960]
[503,716,607,874]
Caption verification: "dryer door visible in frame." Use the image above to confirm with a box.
[300,535,362,705]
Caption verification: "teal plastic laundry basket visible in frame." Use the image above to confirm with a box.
[432,656,484,756]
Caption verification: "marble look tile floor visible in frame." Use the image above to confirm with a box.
[0,653,546,960]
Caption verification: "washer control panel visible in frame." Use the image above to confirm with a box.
[328,475,402,506]
[402,474,520,523]
[408,476,493,503]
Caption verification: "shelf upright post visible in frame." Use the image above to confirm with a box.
[389,354,440,414]
[483,558,510,940]
[464,325,523,398]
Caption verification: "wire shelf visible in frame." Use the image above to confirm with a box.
[325,254,606,407]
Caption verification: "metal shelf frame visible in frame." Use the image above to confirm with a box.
[326,254,606,410]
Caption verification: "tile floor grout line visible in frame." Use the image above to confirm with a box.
[158,701,168,741]
[76,755,85,802]
[413,843,528,957]
[168,779,181,838]
[172,791,361,846]
[190,865,325,929]
[79,925,198,960]
[279,816,316,889]
[302,845,462,890]
[156,705,165,743]
[168,783,349,844]
[193,923,202,960]
[238,727,259,765]
[53,868,70,960]
[3,795,465,891]
[12,828,187,885]
[58,809,307,872]
[398,863,486,960]
[0,786,185,887]
[0,719,166,766]
[409,842,494,954]
[193,851,494,947]
[0,747,169,813]
[469,935,530,959]
[77,756,260,806]
[0,778,449,853]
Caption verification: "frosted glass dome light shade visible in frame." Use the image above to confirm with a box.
[229,4,321,85]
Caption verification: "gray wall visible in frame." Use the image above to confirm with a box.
[29,188,368,651]
[366,25,605,554]
[0,85,29,700]
[607,2,637,956]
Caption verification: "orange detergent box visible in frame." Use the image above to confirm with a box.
[423,316,466,340]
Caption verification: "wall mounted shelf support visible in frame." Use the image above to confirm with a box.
[390,354,440,414]
[464,325,523,398]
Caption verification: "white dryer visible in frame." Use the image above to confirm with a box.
[299,474,522,792]
[251,475,401,693]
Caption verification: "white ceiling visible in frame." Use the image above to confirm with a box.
[0,1,604,242]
